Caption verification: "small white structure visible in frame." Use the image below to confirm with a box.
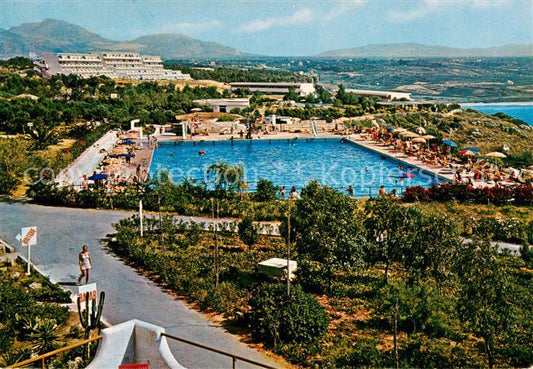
[258,258,297,279]
[193,98,249,113]
[88,319,184,369]
[229,82,315,96]
[345,88,412,101]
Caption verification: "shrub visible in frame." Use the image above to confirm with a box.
[400,335,477,368]
[238,216,259,247]
[254,178,279,202]
[248,283,329,346]
[474,217,529,244]
[336,338,385,368]
[402,186,430,202]
[402,184,533,207]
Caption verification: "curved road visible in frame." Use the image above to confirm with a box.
[0,202,281,369]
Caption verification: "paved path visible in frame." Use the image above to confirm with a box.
[0,202,282,369]
[55,130,120,187]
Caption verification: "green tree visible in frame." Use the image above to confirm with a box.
[364,197,416,284]
[405,212,462,284]
[455,238,518,369]
[284,88,300,102]
[285,181,365,291]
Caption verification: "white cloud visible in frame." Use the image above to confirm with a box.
[158,20,221,33]
[324,0,367,21]
[386,0,513,23]
[238,7,313,33]
[387,0,441,23]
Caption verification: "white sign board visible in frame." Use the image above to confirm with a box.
[16,226,37,246]
[78,283,97,303]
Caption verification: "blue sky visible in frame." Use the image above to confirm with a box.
[1,0,532,56]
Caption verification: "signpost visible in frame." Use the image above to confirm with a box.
[15,226,37,275]
[78,283,98,319]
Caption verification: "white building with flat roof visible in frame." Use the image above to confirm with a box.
[229,82,315,96]
[345,89,412,101]
[193,98,250,113]
[34,52,191,81]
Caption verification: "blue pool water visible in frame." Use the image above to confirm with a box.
[462,104,533,125]
[150,138,440,197]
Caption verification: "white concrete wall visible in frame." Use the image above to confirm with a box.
[88,319,185,369]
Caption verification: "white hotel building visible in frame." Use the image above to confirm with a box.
[34,52,191,80]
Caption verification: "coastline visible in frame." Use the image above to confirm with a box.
[461,101,533,106]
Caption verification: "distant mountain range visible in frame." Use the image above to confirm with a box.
[318,43,533,58]
[0,19,244,59]
[1,19,531,59]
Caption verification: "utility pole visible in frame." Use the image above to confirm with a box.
[215,199,219,288]
[158,195,163,245]
[211,197,220,288]
[287,200,291,296]
[393,297,399,369]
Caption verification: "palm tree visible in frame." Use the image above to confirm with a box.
[207,161,245,196]
[28,120,58,150]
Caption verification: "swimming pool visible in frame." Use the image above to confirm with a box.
[149,138,440,197]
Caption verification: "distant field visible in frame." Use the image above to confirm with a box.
[186,57,533,103]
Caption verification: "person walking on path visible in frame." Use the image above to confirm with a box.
[77,245,92,285]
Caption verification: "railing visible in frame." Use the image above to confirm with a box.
[161,332,277,369]
[9,335,102,369]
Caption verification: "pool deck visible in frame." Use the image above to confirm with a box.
[346,134,454,184]
[157,131,338,142]
[346,134,505,188]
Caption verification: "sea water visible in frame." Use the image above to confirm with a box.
[462,104,533,125]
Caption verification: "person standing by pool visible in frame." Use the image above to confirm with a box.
[379,186,387,196]
[289,186,300,199]
[279,186,286,197]
[77,245,92,285]
[347,185,355,196]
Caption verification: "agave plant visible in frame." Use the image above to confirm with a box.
[0,348,32,367]
[29,317,60,355]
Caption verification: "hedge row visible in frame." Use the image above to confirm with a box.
[403,184,533,206]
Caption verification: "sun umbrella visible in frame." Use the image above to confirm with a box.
[386,125,396,131]
[462,146,480,153]
[422,135,436,140]
[392,128,407,134]
[190,108,203,112]
[377,118,387,125]
[485,151,507,158]
[416,127,426,134]
[401,132,419,138]
[371,120,380,128]
[88,173,109,181]
[411,137,427,144]
[459,150,477,156]
[442,140,458,147]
